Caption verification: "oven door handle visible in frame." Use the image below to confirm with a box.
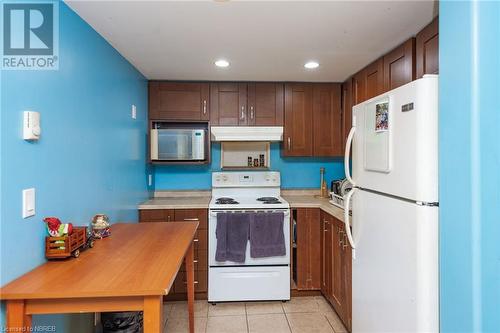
[210,210,290,217]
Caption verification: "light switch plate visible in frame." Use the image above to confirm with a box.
[131,105,137,119]
[22,188,35,218]
[23,111,41,140]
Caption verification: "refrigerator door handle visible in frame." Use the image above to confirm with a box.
[344,127,356,186]
[344,187,356,259]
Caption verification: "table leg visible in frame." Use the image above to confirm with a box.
[6,299,31,330]
[186,242,195,333]
[143,295,162,333]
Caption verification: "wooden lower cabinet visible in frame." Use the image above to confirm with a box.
[139,208,208,298]
[321,211,352,331]
[139,209,174,222]
[295,208,321,290]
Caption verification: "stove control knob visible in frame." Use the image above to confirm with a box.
[215,176,221,182]
[266,177,270,182]
[222,175,228,182]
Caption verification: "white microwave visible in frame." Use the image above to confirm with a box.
[150,127,206,161]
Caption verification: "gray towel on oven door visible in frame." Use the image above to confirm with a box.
[215,212,250,263]
[249,212,286,258]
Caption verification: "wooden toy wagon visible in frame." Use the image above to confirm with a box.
[45,226,94,259]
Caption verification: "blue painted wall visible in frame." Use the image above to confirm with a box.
[0,2,148,331]
[440,1,500,331]
[154,143,345,190]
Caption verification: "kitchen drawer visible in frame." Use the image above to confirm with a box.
[180,250,208,272]
[174,209,208,229]
[139,209,174,222]
[174,270,208,293]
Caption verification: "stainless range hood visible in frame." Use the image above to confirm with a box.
[210,126,283,142]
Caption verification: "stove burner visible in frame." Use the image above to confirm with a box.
[262,200,282,204]
[257,197,279,202]
[215,197,239,205]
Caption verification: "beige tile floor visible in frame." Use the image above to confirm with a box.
[163,296,348,333]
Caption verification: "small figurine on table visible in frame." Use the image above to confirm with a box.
[44,217,73,237]
[92,214,111,239]
[44,217,93,259]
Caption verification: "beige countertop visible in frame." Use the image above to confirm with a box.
[282,195,345,222]
[139,190,345,222]
[138,196,211,209]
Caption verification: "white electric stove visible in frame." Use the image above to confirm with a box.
[208,171,291,302]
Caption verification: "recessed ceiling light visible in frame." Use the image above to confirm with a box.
[304,61,319,69]
[215,59,230,68]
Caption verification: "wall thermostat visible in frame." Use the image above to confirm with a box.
[23,111,41,140]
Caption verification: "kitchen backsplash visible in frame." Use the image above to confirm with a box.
[153,143,345,190]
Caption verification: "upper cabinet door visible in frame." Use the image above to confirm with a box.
[283,83,313,157]
[341,79,353,152]
[247,83,284,126]
[312,83,342,157]
[149,82,209,121]
[364,58,384,100]
[352,69,366,105]
[210,83,247,126]
[383,38,416,91]
[416,17,439,78]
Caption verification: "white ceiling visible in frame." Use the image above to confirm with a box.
[66,1,437,82]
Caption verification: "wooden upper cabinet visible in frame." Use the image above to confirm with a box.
[210,83,247,126]
[247,83,284,126]
[341,79,353,152]
[416,17,439,78]
[148,82,209,121]
[312,84,342,157]
[283,83,313,157]
[352,69,366,105]
[383,38,416,91]
[364,58,384,100]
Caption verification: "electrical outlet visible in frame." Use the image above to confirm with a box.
[131,105,137,119]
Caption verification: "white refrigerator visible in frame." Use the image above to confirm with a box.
[343,75,439,333]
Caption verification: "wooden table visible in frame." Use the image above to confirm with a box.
[0,222,198,333]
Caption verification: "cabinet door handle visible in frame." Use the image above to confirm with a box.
[183,218,199,221]
[193,260,198,263]
[184,281,199,284]
[287,137,291,151]
[342,233,349,250]
[203,100,207,114]
[250,106,254,119]
[193,239,199,242]
[240,106,245,120]
[167,216,171,222]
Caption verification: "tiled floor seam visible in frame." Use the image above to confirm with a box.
[244,302,250,333]
[283,308,294,332]
[314,297,336,332]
